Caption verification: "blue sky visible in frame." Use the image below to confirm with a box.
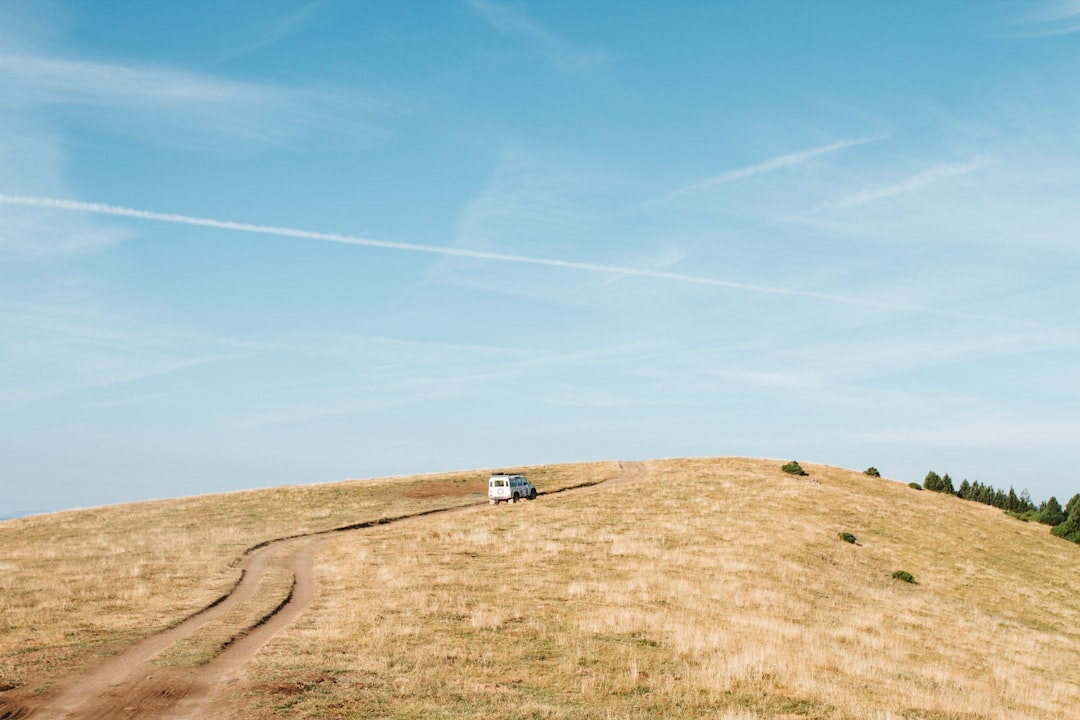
[2,1,1079,516]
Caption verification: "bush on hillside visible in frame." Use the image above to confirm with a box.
[1066,493,1080,519]
[1052,510,1080,544]
[838,532,857,544]
[1012,509,1040,523]
[908,482,923,491]
[891,570,916,584]
[1038,496,1066,527]
[781,460,808,476]
[863,467,881,477]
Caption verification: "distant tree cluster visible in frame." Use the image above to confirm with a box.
[923,471,956,495]
[810,459,1080,548]
[1052,495,1080,543]
[958,479,1034,515]
[1037,496,1067,526]
[919,468,1080,546]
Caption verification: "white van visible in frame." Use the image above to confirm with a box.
[488,473,537,504]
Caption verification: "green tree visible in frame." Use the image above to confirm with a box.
[1006,487,1020,513]
[863,467,881,477]
[1066,493,1080,519]
[924,471,943,493]
[1052,502,1080,544]
[1039,496,1066,526]
[957,479,972,499]
[941,473,956,495]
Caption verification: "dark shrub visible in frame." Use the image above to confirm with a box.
[1015,509,1040,523]
[1038,496,1066,527]
[838,532,856,544]
[923,471,955,495]
[1052,511,1080,544]
[781,460,807,476]
[891,570,916,584]
[908,482,923,491]
[1066,493,1080,519]
[864,467,880,477]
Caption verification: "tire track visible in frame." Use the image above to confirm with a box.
[1,463,644,720]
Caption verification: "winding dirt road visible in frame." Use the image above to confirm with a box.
[0,463,641,720]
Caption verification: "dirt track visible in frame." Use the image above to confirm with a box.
[1,463,641,720]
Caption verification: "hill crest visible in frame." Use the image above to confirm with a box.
[2,457,1079,719]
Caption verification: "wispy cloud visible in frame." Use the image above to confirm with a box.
[645,135,884,207]
[0,51,385,146]
[223,0,326,60]
[0,193,913,312]
[226,334,658,430]
[1023,0,1080,36]
[0,120,132,254]
[849,413,1080,450]
[0,53,265,107]
[816,154,997,211]
[467,0,608,70]
[0,300,243,409]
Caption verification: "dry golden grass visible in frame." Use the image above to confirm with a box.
[246,458,1080,719]
[0,461,619,689]
[152,562,294,668]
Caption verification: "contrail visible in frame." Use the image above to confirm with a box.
[0,193,874,304]
[817,155,997,211]
[0,192,947,315]
[644,135,886,207]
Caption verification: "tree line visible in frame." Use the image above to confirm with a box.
[921,470,1080,545]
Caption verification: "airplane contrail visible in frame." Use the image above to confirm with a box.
[816,155,997,211]
[0,192,928,314]
[642,135,886,207]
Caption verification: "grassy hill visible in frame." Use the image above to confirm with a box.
[0,462,617,691]
[3,458,1080,719]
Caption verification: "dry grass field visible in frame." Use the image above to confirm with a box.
[247,459,1080,719]
[0,461,618,691]
[2,457,1079,719]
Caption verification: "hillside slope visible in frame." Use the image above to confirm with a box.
[248,458,1080,719]
[0,461,618,694]
[2,458,1079,719]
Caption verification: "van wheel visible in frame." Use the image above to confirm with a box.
[529,489,537,500]
[509,495,517,504]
